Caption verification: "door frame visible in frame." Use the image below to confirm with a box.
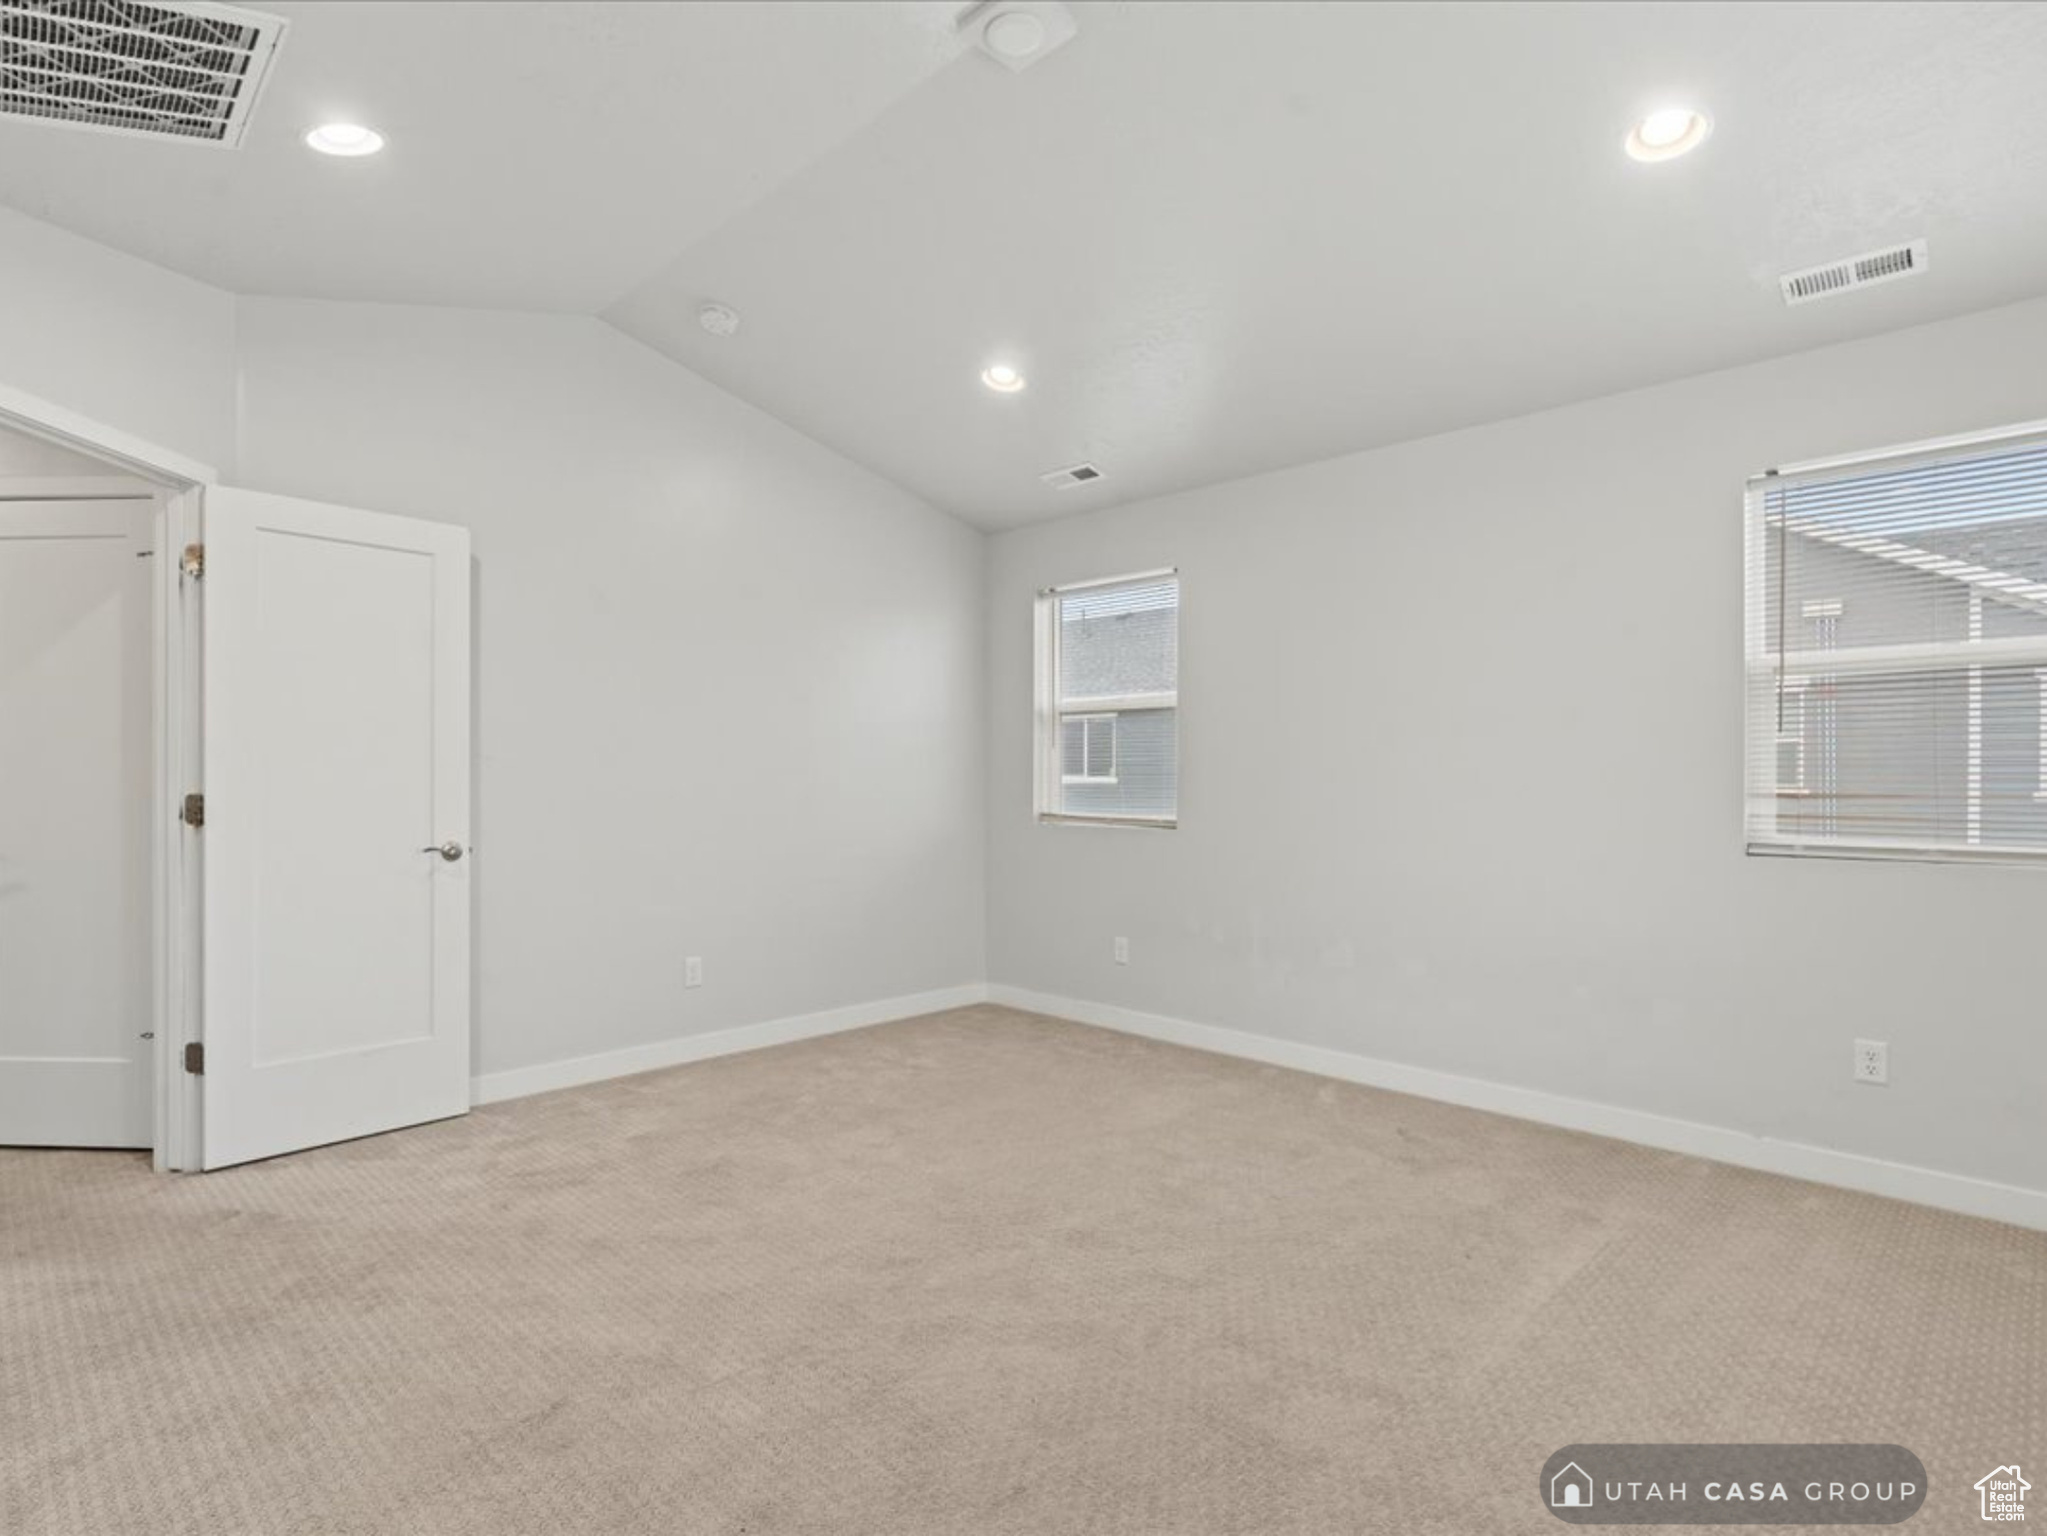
[0,382,215,1171]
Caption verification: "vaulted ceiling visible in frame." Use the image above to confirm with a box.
[4,1,2047,528]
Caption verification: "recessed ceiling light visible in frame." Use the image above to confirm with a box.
[1624,106,1710,163]
[305,122,384,157]
[981,362,1026,394]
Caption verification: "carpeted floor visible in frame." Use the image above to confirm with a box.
[3,1004,2041,1535]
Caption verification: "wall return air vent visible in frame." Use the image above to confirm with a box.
[1041,462,1104,489]
[0,0,287,148]
[1779,239,1928,307]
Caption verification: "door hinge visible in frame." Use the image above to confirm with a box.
[183,1042,204,1075]
[181,543,204,579]
[181,792,205,829]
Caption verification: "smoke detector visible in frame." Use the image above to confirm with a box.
[698,301,741,338]
[1041,462,1103,489]
[1779,239,1928,307]
[959,0,1077,73]
[0,0,287,148]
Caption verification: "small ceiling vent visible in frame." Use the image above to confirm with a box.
[1779,239,1928,307]
[1041,462,1104,489]
[0,0,288,148]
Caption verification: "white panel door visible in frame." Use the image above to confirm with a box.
[0,500,153,1147]
[202,488,470,1169]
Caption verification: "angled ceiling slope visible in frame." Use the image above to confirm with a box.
[606,1,2047,528]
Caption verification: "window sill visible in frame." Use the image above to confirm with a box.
[1747,839,2047,868]
[1038,813,1176,831]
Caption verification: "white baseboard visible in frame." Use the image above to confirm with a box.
[471,983,990,1105]
[466,976,2047,1233]
[987,984,2047,1234]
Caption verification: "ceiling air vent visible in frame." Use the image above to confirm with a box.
[1041,462,1104,489]
[0,0,288,148]
[1779,239,1928,307]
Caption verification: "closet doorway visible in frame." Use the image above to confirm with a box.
[0,394,474,1173]
[0,467,157,1147]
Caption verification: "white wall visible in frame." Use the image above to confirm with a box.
[8,193,2043,1206]
[0,421,120,477]
[0,200,987,1088]
[0,206,235,471]
[987,294,2047,1201]
[233,299,986,1079]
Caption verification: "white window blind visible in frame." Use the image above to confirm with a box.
[1037,570,1178,826]
[1745,429,2047,860]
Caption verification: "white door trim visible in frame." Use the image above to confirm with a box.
[0,387,211,1171]
[0,475,160,500]
[154,484,203,1171]
[0,382,219,488]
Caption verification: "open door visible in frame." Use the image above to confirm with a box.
[200,488,470,1169]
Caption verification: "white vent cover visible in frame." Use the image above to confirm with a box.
[0,0,287,148]
[1041,462,1104,489]
[1779,239,1928,307]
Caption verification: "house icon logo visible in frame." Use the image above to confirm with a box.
[1550,1461,1594,1509]
[1976,1465,2029,1521]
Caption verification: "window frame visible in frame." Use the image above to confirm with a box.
[1744,418,2047,865]
[1060,712,1120,786]
[1035,567,1179,829]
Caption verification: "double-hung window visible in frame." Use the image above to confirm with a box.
[1745,427,2047,860]
[1036,570,1178,826]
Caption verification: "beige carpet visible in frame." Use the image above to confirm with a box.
[3,1004,2041,1535]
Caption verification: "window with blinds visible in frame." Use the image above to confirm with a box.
[1745,428,2047,860]
[1036,570,1178,826]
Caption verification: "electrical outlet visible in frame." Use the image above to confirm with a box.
[685,956,703,989]
[1113,936,1129,965]
[1852,1038,1888,1085]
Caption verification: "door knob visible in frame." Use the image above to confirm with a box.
[422,841,465,862]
